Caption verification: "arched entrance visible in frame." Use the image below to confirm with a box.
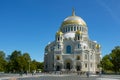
[76,62,81,71]
[76,65,81,71]
[56,62,62,71]
[64,58,72,71]
[56,65,60,71]
[66,62,71,70]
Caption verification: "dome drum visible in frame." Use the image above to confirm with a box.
[60,11,87,34]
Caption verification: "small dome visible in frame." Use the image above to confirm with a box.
[76,30,82,34]
[61,10,86,27]
[96,44,100,49]
[56,31,63,35]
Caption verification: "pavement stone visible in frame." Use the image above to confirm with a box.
[0,74,120,80]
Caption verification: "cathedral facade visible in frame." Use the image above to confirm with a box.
[44,10,101,73]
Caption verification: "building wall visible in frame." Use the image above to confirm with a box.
[44,39,101,73]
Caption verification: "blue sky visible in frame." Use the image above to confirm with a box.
[0,0,120,62]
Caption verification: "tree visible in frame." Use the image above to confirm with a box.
[22,53,31,72]
[30,60,37,71]
[0,50,43,73]
[30,60,44,72]
[101,55,113,72]
[37,62,44,72]
[0,51,7,72]
[109,46,120,73]
[101,46,120,73]
[6,51,32,73]
[7,50,22,73]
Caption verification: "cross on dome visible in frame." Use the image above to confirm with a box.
[72,8,75,16]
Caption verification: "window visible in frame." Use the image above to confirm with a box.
[84,46,86,49]
[68,27,70,32]
[71,27,73,31]
[66,45,71,53]
[76,56,80,60]
[58,44,60,49]
[56,56,60,60]
[77,26,79,30]
[74,26,76,31]
[80,27,81,31]
[85,63,87,68]
[65,27,67,32]
[78,36,80,40]
[58,37,60,41]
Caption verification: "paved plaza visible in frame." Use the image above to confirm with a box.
[0,73,120,80]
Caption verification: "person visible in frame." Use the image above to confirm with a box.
[86,71,89,78]
[32,70,34,75]
[99,71,101,77]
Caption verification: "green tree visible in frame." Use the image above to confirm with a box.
[22,53,31,72]
[101,55,113,72]
[8,50,22,73]
[37,62,44,72]
[6,51,32,73]
[0,51,7,72]
[30,60,44,72]
[101,46,120,73]
[30,60,37,71]
[109,46,120,73]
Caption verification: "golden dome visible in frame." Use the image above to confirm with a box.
[56,31,63,35]
[76,30,82,34]
[96,44,100,49]
[61,9,87,27]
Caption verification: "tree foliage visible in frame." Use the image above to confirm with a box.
[0,51,7,71]
[0,50,44,73]
[101,55,113,71]
[109,46,120,73]
[101,46,120,73]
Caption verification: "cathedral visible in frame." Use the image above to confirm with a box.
[44,10,101,73]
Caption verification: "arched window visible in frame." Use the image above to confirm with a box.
[65,27,67,32]
[80,27,81,31]
[85,63,87,68]
[68,27,70,32]
[76,56,80,60]
[58,44,60,49]
[77,26,79,30]
[58,37,60,41]
[66,45,71,53]
[71,27,73,31]
[78,35,80,40]
[74,26,76,31]
[56,56,60,60]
